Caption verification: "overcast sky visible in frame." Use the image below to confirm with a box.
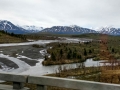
[0,0,120,28]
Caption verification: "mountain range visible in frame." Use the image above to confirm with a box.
[40,25,97,34]
[0,20,120,35]
[18,25,44,33]
[0,20,43,34]
[97,27,120,35]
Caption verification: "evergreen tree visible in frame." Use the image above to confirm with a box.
[77,54,81,59]
[51,52,56,61]
[89,49,92,54]
[67,51,71,59]
[84,48,87,56]
[112,48,114,53]
[44,55,48,61]
[73,51,77,59]
[11,32,14,36]
[60,49,63,57]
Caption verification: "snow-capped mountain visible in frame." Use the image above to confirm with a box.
[20,25,44,33]
[0,20,35,34]
[0,20,27,34]
[40,25,120,35]
[40,25,97,34]
[97,27,120,35]
[22,25,43,31]
[0,20,43,34]
[1,20,120,35]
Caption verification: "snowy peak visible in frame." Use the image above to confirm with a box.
[41,25,120,35]
[0,20,27,34]
[97,27,120,35]
[0,20,17,30]
[21,25,44,31]
[96,26,113,31]
[16,25,44,33]
[41,25,97,34]
[0,20,44,34]
[0,20,120,35]
[69,25,80,28]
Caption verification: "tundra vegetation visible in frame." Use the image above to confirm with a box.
[1,33,120,90]
[42,34,120,65]
[0,30,26,43]
[42,34,120,89]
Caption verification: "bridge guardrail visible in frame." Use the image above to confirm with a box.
[0,73,120,90]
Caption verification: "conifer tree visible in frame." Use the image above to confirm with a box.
[84,48,87,56]
[51,52,56,61]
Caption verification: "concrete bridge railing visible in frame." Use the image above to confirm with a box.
[0,73,29,90]
[0,73,120,90]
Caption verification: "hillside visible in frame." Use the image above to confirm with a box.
[40,25,97,34]
[0,20,43,34]
[40,26,120,36]
[0,30,27,43]
[70,33,119,40]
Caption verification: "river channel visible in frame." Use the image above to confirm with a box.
[0,38,102,75]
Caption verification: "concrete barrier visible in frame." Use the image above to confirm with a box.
[0,73,29,90]
[0,73,28,82]
[0,84,29,90]
[0,73,120,90]
[28,76,120,90]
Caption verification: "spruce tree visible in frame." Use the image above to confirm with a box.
[84,48,87,56]
[51,52,56,61]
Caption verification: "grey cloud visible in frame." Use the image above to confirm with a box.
[0,0,120,28]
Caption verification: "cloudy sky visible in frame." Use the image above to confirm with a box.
[0,0,120,28]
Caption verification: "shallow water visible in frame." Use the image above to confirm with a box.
[0,39,101,75]
[21,58,102,76]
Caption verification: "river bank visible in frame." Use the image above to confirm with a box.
[0,38,96,75]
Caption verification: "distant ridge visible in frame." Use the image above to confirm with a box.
[97,27,120,35]
[0,20,43,34]
[40,25,120,35]
[40,25,97,35]
[17,25,44,33]
[0,20,27,34]
[0,20,120,35]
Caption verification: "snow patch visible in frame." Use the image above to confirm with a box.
[39,49,47,56]
[0,54,30,74]
[17,54,37,60]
